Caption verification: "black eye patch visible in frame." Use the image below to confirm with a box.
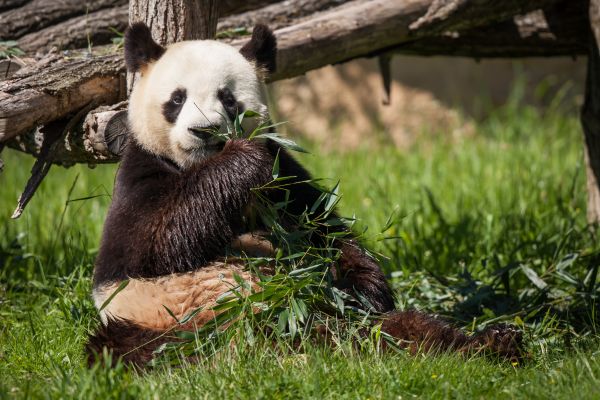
[162,88,187,124]
[217,87,244,120]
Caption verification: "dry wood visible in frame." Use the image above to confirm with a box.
[129,0,218,45]
[16,0,339,56]
[218,0,282,16]
[0,52,126,141]
[1,0,580,163]
[409,0,559,33]
[581,0,600,223]
[0,0,28,13]
[253,0,558,82]
[218,0,347,32]
[17,6,129,54]
[394,2,588,58]
[0,0,127,40]
[0,57,26,80]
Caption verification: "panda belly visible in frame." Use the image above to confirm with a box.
[92,233,274,331]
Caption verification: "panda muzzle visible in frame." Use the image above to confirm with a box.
[188,125,221,142]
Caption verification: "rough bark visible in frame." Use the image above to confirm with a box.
[247,0,558,82]
[217,0,347,33]
[0,57,27,80]
[581,0,600,223]
[218,0,282,16]
[7,101,126,165]
[16,0,342,55]
[0,0,127,40]
[1,0,580,163]
[394,2,588,58]
[127,0,219,92]
[17,6,129,54]
[0,0,28,13]
[0,52,126,141]
[129,0,218,45]
[409,0,559,33]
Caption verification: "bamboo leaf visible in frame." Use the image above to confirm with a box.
[99,280,129,311]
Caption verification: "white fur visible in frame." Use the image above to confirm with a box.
[128,40,268,168]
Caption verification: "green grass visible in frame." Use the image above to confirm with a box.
[2,94,600,398]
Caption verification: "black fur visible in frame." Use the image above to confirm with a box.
[93,137,395,316]
[240,24,277,74]
[217,87,244,121]
[124,23,165,72]
[162,88,187,124]
[93,139,274,285]
[86,318,177,367]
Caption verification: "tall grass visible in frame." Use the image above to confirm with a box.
[1,82,600,397]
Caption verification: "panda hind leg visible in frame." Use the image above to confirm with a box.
[86,318,178,368]
[378,310,524,362]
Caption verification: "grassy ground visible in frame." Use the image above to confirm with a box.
[2,93,600,398]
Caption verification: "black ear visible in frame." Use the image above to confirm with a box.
[240,24,277,74]
[124,22,165,73]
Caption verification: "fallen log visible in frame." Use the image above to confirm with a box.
[218,0,347,33]
[0,0,127,40]
[0,51,126,142]
[1,0,569,161]
[0,0,28,13]
[18,6,129,54]
[2,1,287,55]
[393,2,588,58]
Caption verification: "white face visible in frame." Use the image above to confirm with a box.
[128,40,268,168]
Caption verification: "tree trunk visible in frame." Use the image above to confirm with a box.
[581,0,600,223]
[129,0,218,45]
[127,0,219,92]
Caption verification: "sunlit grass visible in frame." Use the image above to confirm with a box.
[2,92,600,398]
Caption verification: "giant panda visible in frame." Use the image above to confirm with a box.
[86,23,523,366]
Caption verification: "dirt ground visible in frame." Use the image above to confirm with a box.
[269,56,585,150]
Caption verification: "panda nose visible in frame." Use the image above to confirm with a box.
[188,125,221,141]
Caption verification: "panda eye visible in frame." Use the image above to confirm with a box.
[222,94,236,108]
[171,93,185,105]
[169,88,186,106]
[162,88,187,123]
[217,87,243,120]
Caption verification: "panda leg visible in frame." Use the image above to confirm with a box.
[86,319,177,368]
[378,310,524,361]
[334,240,396,313]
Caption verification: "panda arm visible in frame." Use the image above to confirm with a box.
[265,142,395,313]
[117,139,274,278]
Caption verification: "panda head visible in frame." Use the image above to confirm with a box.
[124,23,276,168]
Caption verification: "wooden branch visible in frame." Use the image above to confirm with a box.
[218,0,282,16]
[0,0,28,13]
[393,2,588,58]
[0,52,126,141]
[581,0,600,223]
[218,0,347,32]
[0,0,127,40]
[1,0,580,164]
[17,5,129,54]
[409,0,559,33]
[255,0,559,82]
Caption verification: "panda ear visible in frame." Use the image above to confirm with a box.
[124,22,165,73]
[240,24,277,74]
